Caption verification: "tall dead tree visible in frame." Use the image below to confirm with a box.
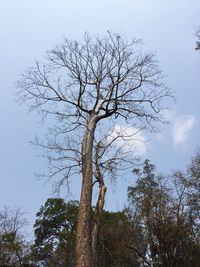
[17,32,172,267]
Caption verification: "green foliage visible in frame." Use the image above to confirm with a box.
[1,152,200,266]
[31,198,145,267]
[97,210,143,267]
[31,198,78,267]
[30,153,200,266]
[127,158,200,267]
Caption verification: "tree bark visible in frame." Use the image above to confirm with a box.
[75,114,97,267]
[91,184,107,266]
[91,142,107,266]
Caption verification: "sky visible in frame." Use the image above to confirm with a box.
[0,0,200,235]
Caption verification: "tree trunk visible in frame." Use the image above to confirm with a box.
[75,114,97,267]
[91,184,107,266]
[91,142,107,267]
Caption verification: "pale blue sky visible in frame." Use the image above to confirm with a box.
[0,0,200,233]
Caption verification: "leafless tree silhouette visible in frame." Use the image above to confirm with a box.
[17,32,172,267]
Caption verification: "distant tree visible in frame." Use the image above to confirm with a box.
[182,150,200,255]
[127,159,200,267]
[97,210,144,267]
[0,207,30,266]
[31,198,78,267]
[17,32,172,266]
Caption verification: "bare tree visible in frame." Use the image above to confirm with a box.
[0,207,28,266]
[17,32,172,267]
[0,206,27,235]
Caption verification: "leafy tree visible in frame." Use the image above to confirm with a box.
[97,210,144,267]
[17,32,171,266]
[127,159,200,267]
[176,150,200,265]
[31,198,78,267]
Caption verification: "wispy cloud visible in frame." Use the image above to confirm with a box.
[173,115,196,146]
[108,125,148,156]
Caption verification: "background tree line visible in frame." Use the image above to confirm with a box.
[0,150,200,267]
